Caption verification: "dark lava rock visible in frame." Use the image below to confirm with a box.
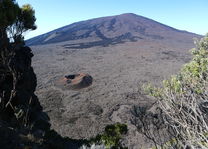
[0,46,50,131]
[0,45,87,149]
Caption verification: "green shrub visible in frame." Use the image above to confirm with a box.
[89,123,128,149]
[144,34,208,148]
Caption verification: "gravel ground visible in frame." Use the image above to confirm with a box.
[31,38,195,148]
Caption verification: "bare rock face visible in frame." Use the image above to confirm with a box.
[0,45,51,148]
[0,46,50,131]
[57,73,93,90]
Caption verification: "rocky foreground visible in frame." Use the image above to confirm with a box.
[0,44,93,148]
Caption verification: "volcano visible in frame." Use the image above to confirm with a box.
[27,13,201,47]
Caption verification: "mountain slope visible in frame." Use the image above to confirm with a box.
[27,13,201,47]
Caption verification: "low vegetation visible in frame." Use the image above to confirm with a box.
[89,123,128,149]
[140,34,208,148]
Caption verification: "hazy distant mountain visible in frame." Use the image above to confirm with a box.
[27,13,201,47]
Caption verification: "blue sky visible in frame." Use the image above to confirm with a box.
[17,0,208,39]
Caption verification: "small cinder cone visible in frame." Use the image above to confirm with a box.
[56,73,93,90]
